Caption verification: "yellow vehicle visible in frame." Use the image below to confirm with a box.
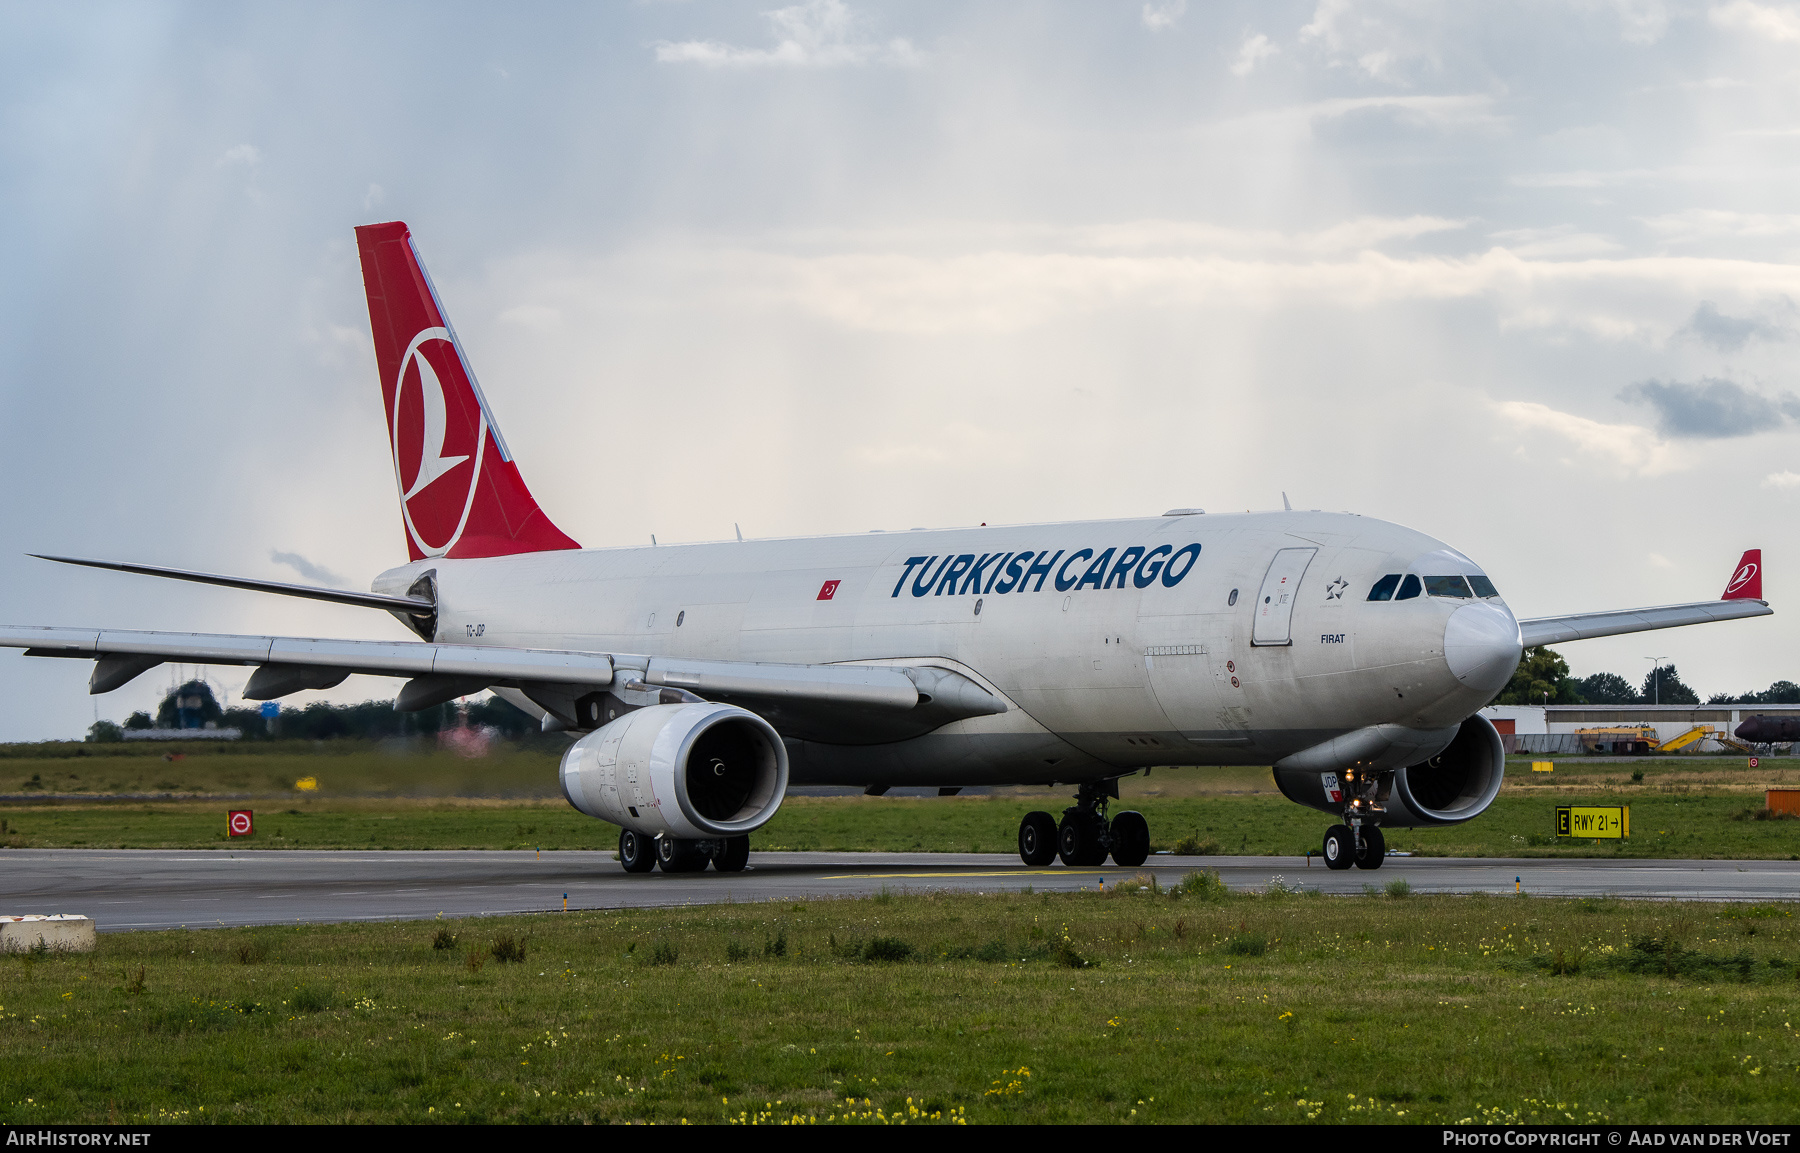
[1576,724,1726,754]
[1576,726,1658,754]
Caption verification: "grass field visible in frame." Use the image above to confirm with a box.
[3,746,1797,858]
[3,885,1797,1124]
[0,742,563,799]
[3,789,1797,858]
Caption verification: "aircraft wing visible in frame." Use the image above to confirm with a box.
[0,625,996,741]
[1517,549,1772,647]
[1517,597,1771,647]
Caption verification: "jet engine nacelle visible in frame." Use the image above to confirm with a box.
[558,702,789,839]
[1383,714,1506,827]
[1273,714,1505,827]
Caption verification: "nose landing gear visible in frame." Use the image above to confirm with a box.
[1016,779,1151,868]
[1321,768,1388,871]
[1320,823,1386,870]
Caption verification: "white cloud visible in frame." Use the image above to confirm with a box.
[655,0,922,68]
[493,219,1800,339]
[216,144,261,167]
[1492,401,1691,477]
[1639,209,1800,243]
[1762,469,1800,487]
[1230,33,1280,76]
[1259,93,1504,131]
[1485,225,1624,259]
[1510,167,1676,188]
[1613,0,1673,44]
[498,223,1800,337]
[363,183,384,211]
[1710,1,1800,42]
[1082,214,1466,254]
[1142,1,1186,32]
[1299,0,1445,83]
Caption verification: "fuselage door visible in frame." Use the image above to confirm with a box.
[1251,548,1316,647]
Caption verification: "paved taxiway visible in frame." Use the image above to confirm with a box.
[2,850,1796,931]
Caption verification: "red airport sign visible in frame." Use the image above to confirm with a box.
[228,810,254,838]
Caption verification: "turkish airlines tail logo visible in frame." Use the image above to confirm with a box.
[356,222,578,562]
[1722,549,1763,601]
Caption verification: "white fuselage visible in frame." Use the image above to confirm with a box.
[374,510,1521,787]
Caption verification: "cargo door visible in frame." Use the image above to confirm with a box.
[1141,616,1222,730]
[1251,548,1316,647]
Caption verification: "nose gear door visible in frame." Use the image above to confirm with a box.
[1251,548,1316,647]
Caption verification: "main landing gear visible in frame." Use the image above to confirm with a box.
[1321,768,1386,871]
[619,828,750,874]
[1017,779,1151,868]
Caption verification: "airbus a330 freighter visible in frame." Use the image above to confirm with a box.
[4,223,1774,873]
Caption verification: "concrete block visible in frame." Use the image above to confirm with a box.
[0,915,96,953]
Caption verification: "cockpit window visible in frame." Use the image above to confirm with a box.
[1367,574,1401,601]
[1468,574,1499,598]
[1424,575,1473,598]
[1395,574,1422,601]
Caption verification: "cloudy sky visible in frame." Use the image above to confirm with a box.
[4,0,1800,738]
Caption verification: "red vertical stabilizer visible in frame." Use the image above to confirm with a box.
[355,221,579,562]
[1722,549,1763,600]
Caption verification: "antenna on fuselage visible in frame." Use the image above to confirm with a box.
[735,523,744,542]
[1282,492,1292,511]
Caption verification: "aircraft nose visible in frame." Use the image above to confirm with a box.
[1443,601,1522,697]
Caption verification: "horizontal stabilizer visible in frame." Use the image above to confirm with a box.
[4,625,616,695]
[32,555,432,614]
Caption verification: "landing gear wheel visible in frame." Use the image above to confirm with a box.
[1322,824,1354,871]
[1353,825,1386,870]
[1058,815,1108,867]
[1109,811,1151,867]
[712,835,751,873]
[619,828,656,873]
[656,835,708,873]
[1019,811,1058,866]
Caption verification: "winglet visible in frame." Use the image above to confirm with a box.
[1723,549,1763,600]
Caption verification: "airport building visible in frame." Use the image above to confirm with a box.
[1480,704,1800,754]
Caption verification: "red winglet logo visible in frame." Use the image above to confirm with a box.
[356,222,578,562]
[1723,549,1763,600]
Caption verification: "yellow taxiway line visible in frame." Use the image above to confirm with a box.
[821,870,1140,880]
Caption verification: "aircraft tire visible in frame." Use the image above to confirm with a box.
[1019,811,1058,866]
[713,835,751,873]
[1057,815,1107,867]
[619,829,656,873]
[656,835,709,873]
[1353,825,1385,870]
[1109,811,1151,867]
[1322,825,1354,871]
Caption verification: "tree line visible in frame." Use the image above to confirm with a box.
[86,680,539,742]
[1496,648,1800,707]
